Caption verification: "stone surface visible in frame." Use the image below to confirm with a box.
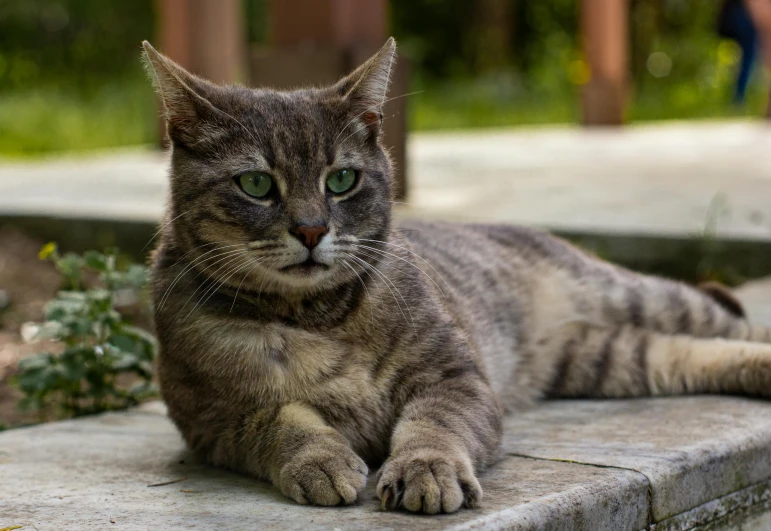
[0,404,648,531]
[406,121,771,241]
[0,148,168,222]
[736,278,771,326]
[651,479,771,531]
[502,397,771,522]
[4,397,771,529]
[2,121,771,240]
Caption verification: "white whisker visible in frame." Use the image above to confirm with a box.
[340,258,375,328]
[344,251,415,333]
[157,244,245,312]
[179,253,246,316]
[352,243,446,298]
[230,258,267,312]
[332,91,423,147]
[336,112,399,151]
[142,210,190,252]
[359,238,454,295]
[188,256,264,319]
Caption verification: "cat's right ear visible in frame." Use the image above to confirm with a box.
[141,41,220,146]
[332,38,397,134]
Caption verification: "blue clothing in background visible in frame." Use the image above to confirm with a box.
[718,0,758,103]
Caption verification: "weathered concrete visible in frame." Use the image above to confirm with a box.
[0,403,649,531]
[736,278,771,326]
[3,397,771,530]
[2,121,771,240]
[502,397,771,522]
[651,479,771,531]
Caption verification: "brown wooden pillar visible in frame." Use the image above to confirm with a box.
[581,0,628,126]
[156,0,245,144]
[252,0,409,199]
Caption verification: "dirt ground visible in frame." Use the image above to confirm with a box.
[0,227,63,427]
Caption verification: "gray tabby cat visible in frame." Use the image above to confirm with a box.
[143,38,771,514]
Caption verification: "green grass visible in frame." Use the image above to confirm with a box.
[0,78,157,157]
[0,67,768,156]
[408,74,770,131]
[408,75,578,130]
[630,79,769,122]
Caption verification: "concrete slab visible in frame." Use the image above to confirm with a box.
[0,404,648,531]
[502,397,771,522]
[651,479,771,531]
[4,397,771,529]
[736,278,771,325]
[407,121,771,241]
[0,148,168,222]
[2,121,771,241]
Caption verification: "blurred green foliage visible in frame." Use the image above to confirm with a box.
[0,0,767,155]
[0,0,156,155]
[395,0,769,129]
[0,0,153,91]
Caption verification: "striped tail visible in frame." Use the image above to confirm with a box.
[542,323,771,399]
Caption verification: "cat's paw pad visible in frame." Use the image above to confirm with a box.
[376,450,482,514]
[278,443,368,506]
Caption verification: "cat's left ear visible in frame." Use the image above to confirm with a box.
[141,40,223,147]
[334,38,397,132]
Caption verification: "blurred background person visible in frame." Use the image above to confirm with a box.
[718,0,759,103]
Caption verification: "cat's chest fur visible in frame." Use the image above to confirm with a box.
[218,322,365,395]
[208,320,392,456]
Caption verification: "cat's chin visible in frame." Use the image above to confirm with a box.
[280,259,330,277]
[264,261,344,294]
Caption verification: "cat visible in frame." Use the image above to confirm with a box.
[142,38,771,514]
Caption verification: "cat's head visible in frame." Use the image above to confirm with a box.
[143,39,396,296]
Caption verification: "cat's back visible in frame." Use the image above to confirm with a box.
[395,219,583,279]
[395,219,602,400]
[394,220,544,394]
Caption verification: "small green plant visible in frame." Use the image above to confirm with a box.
[695,193,742,285]
[15,244,157,419]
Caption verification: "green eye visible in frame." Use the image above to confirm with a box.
[326,169,357,194]
[238,172,273,198]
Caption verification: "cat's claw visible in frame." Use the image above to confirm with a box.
[376,451,482,514]
[380,486,392,510]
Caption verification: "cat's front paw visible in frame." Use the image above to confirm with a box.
[278,441,368,506]
[376,448,482,514]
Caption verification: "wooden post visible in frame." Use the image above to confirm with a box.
[156,0,245,144]
[744,0,771,118]
[269,0,387,49]
[581,0,628,126]
[253,0,409,199]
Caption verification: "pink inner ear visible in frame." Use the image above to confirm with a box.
[362,111,380,126]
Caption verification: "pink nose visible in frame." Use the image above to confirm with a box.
[291,225,327,249]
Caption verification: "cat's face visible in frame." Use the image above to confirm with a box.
[144,40,396,295]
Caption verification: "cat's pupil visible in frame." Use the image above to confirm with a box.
[239,172,272,198]
[327,169,355,194]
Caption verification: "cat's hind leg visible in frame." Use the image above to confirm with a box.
[531,322,771,399]
[563,265,771,343]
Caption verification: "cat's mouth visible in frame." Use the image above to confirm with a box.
[280,258,330,275]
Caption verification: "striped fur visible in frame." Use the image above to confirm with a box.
[143,40,771,515]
